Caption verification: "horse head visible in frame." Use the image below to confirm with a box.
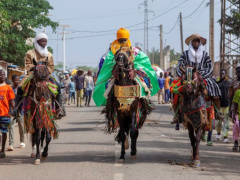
[33,57,50,80]
[180,66,207,97]
[113,47,135,84]
[180,66,198,97]
[115,47,132,69]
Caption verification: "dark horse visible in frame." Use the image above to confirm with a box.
[103,47,154,163]
[180,66,208,165]
[23,58,58,165]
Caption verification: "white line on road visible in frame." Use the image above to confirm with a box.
[114,142,122,167]
[114,173,124,180]
[114,141,124,179]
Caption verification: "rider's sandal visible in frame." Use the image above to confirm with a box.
[170,116,179,124]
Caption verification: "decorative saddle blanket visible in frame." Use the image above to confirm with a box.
[182,95,208,130]
[114,85,140,112]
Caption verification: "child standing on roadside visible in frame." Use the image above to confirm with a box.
[0,70,15,158]
[8,74,25,151]
[68,78,76,105]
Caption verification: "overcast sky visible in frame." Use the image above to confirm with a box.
[40,0,222,69]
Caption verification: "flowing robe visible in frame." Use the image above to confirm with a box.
[93,47,159,107]
[176,50,221,97]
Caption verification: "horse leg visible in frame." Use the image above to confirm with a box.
[42,131,51,158]
[40,129,45,153]
[130,129,138,159]
[187,123,196,160]
[31,132,36,158]
[193,127,202,165]
[118,129,126,163]
[34,128,41,165]
[130,111,138,159]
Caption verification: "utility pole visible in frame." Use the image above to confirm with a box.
[63,30,66,72]
[144,0,148,53]
[140,0,154,53]
[179,12,184,53]
[59,25,70,72]
[56,33,59,62]
[160,24,164,69]
[209,0,214,64]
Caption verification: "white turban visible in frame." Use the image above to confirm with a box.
[35,33,48,42]
[34,33,49,57]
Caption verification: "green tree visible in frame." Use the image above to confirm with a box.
[0,3,10,48]
[54,62,63,69]
[220,0,240,36]
[147,47,181,66]
[76,65,98,73]
[170,49,181,61]
[147,47,160,65]
[0,0,58,66]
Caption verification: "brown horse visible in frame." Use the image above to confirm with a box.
[103,48,154,163]
[180,66,208,165]
[23,58,58,165]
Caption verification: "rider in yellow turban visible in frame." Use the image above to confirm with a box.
[111,27,132,54]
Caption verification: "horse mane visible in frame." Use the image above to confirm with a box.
[34,65,50,80]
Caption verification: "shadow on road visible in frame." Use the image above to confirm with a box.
[67,120,106,125]
[59,127,95,132]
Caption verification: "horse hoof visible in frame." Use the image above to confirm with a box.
[30,153,36,158]
[34,159,41,165]
[130,155,136,159]
[124,137,129,150]
[40,147,44,153]
[42,152,48,158]
[193,160,201,166]
[41,156,48,160]
[118,159,125,163]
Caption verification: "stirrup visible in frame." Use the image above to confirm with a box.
[170,117,179,124]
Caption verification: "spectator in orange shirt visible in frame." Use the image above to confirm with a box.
[164,72,170,104]
[0,69,15,158]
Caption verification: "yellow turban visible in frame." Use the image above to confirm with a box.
[117,27,130,39]
[111,28,132,54]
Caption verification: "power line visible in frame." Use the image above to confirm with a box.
[125,0,189,29]
[163,16,179,34]
[50,26,159,41]
[56,0,190,34]
[57,11,142,21]
[49,26,157,41]
[183,0,206,19]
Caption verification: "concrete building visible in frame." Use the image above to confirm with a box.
[163,45,170,70]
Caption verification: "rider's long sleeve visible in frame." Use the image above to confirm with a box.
[198,52,213,79]
[176,51,187,77]
[25,53,34,73]
[47,56,54,74]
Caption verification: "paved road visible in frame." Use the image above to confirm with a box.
[0,97,240,180]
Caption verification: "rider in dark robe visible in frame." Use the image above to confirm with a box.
[171,33,223,124]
